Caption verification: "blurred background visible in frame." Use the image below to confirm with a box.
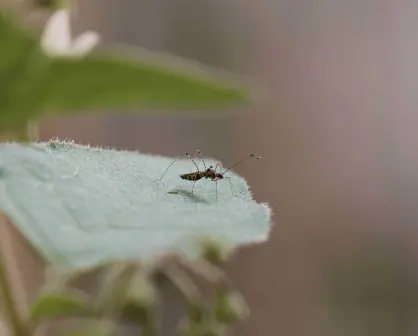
[29,0,418,335]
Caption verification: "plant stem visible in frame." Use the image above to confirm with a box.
[0,251,26,336]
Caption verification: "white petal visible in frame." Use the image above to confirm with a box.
[70,31,101,56]
[41,10,71,55]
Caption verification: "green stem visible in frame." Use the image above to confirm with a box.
[0,251,26,336]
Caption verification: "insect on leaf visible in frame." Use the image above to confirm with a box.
[0,141,272,271]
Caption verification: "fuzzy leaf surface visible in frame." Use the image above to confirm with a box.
[0,141,271,270]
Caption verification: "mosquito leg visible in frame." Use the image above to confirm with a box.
[155,151,200,182]
[213,163,223,201]
[214,163,221,172]
[196,149,207,170]
[154,155,181,182]
[186,151,201,173]
[224,177,234,195]
[191,180,196,194]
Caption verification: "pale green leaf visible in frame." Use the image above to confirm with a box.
[0,140,271,270]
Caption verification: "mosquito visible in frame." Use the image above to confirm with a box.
[155,149,261,201]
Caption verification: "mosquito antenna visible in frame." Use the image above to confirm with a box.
[222,154,261,174]
[156,152,200,181]
[196,149,207,170]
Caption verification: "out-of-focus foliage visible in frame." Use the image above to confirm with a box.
[0,10,248,137]
[27,241,248,336]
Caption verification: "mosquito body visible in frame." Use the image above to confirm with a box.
[180,166,219,182]
[155,150,260,201]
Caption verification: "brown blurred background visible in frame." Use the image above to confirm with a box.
[35,1,418,335]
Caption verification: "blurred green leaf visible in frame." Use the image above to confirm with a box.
[39,55,249,113]
[33,0,66,10]
[198,238,228,266]
[57,319,115,336]
[0,12,33,78]
[0,140,271,270]
[214,290,248,324]
[0,12,250,137]
[0,12,50,134]
[29,291,93,321]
